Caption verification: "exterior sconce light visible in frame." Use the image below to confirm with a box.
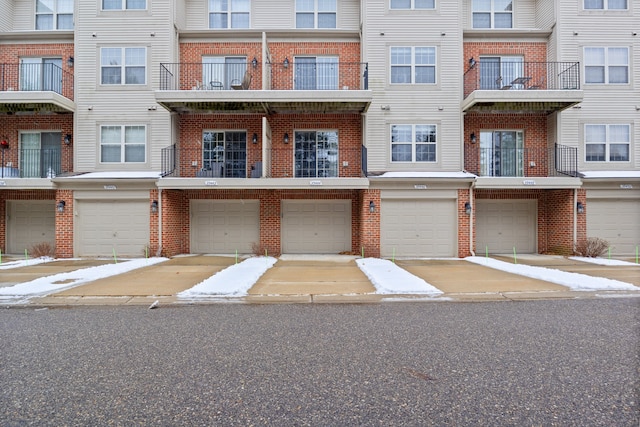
[252,133,258,144]
[469,57,476,69]
[283,57,289,68]
[64,134,72,145]
[0,139,8,149]
[57,200,66,213]
[470,133,477,144]
[67,56,74,67]
[283,133,289,144]
[151,200,158,213]
[577,202,584,214]
[252,57,258,68]
[465,202,472,215]
[369,200,376,213]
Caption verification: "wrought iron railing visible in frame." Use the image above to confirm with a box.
[463,61,580,97]
[0,148,70,178]
[0,63,74,100]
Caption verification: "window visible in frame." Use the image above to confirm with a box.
[20,132,62,178]
[294,131,338,178]
[202,131,247,177]
[100,125,146,163]
[20,58,63,92]
[209,0,250,28]
[36,0,73,30]
[584,0,627,9]
[390,0,435,9]
[294,56,338,90]
[202,56,247,90]
[472,0,512,29]
[296,0,336,29]
[479,131,524,176]
[585,47,629,84]
[479,56,524,89]
[391,47,436,84]
[102,0,146,10]
[585,124,630,162]
[101,47,146,85]
[391,125,436,162]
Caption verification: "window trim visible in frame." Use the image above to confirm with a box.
[99,124,147,164]
[390,46,437,85]
[584,46,629,85]
[295,0,337,29]
[583,0,628,10]
[584,124,631,163]
[390,124,437,163]
[208,0,251,29]
[471,0,513,29]
[100,47,147,86]
[101,0,147,11]
[389,0,436,10]
[35,0,74,30]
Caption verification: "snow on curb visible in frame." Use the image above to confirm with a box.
[356,258,443,295]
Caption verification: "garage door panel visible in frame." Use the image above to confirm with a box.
[476,200,536,254]
[7,201,56,254]
[587,199,640,255]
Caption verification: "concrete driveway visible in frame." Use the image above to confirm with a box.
[0,259,113,288]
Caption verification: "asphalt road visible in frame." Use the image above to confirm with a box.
[1,299,638,426]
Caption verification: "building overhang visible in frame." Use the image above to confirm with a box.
[155,90,371,114]
[0,91,75,114]
[462,90,584,114]
[157,177,370,190]
[473,176,583,189]
[0,178,55,189]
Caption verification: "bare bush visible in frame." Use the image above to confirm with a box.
[29,242,56,258]
[251,242,279,258]
[574,237,609,258]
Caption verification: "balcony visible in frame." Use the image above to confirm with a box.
[462,61,583,114]
[156,61,371,114]
[0,148,71,179]
[0,63,75,113]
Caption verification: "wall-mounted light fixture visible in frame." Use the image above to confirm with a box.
[1,139,8,149]
[67,57,74,67]
[470,133,477,144]
[252,57,258,68]
[369,200,376,213]
[57,200,66,213]
[577,202,584,214]
[469,57,476,69]
[151,200,158,213]
[283,133,289,144]
[283,57,289,68]
[252,133,258,144]
[465,202,472,215]
[64,134,72,145]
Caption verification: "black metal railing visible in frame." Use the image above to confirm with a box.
[464,144,578,178]
[0,63,74,100]
[464,61,580,97]
[0,148,67,178]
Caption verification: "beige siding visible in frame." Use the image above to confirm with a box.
[534,0,556,30]
[12,0,33,30]
[363,0,463,172]
[0,1,14,31]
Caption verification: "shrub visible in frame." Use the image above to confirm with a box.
[29,242,56,258]
[251,242,279,258]
[574,237,609,258]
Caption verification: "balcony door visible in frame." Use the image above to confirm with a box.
[294,56,338,90]
[202,131,247,178]
[479,56,523,89]
[20,132,62,178]
[480,130,524,177]
[20,58,63,92]
[202,56,246,90]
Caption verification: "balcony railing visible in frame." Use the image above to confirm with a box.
[159,62,369,91]
[464,144,578,178]
[0,63,74,100]
[0,148,70,178]
[464,61,580,97]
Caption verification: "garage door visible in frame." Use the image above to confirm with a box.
[476,200,537,254]
[6,200,55,254]
[381,199,456,258]
[587,199,640,255]
[190,200,260,254]
[281,200,351,254]
[76,200,149,257]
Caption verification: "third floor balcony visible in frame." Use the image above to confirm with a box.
[156,61,371,115]
[462,61,583,114]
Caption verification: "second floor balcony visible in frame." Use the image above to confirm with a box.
[0,63,75,114]
[463,61,583,114]
[156,61,371,115]
[0,147,72,180]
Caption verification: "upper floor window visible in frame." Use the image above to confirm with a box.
[472,0,512,29]
[101,47,146,85]
[36,0,73,30]
[295,131,338,178]
[100,125,146,163]
[584,47,629,84]
[102,0,146,10]
[391,124,437,162]
[203,56,247,90]
[584,0,627,9]
[585,124,630,162]
[294,57,338,90]
[202,131,247,177]
[20,58,63,92]
[390,0,435,9]
[209,0,250,29]
[391,47,436,84]
[296,0,336,29]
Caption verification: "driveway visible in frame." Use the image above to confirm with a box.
[0,259,113,288]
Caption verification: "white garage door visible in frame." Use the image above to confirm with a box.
[281,200,351,254]
[587,199,640,255]
[6,200,55,254]
[76,200,149,257]
[476,200,537,254]
[190,200,260,254]
[381,199,457,258]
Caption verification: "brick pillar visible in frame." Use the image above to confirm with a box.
[55,189,73,258]
[359,189,380,258]
[458,189,473,258]
[260,190,281,256]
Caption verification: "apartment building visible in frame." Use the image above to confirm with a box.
[0,0,637,259]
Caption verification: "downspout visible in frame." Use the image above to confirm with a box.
[469,184,475,256]
[573,188,577,252]
[156,187,163,257]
